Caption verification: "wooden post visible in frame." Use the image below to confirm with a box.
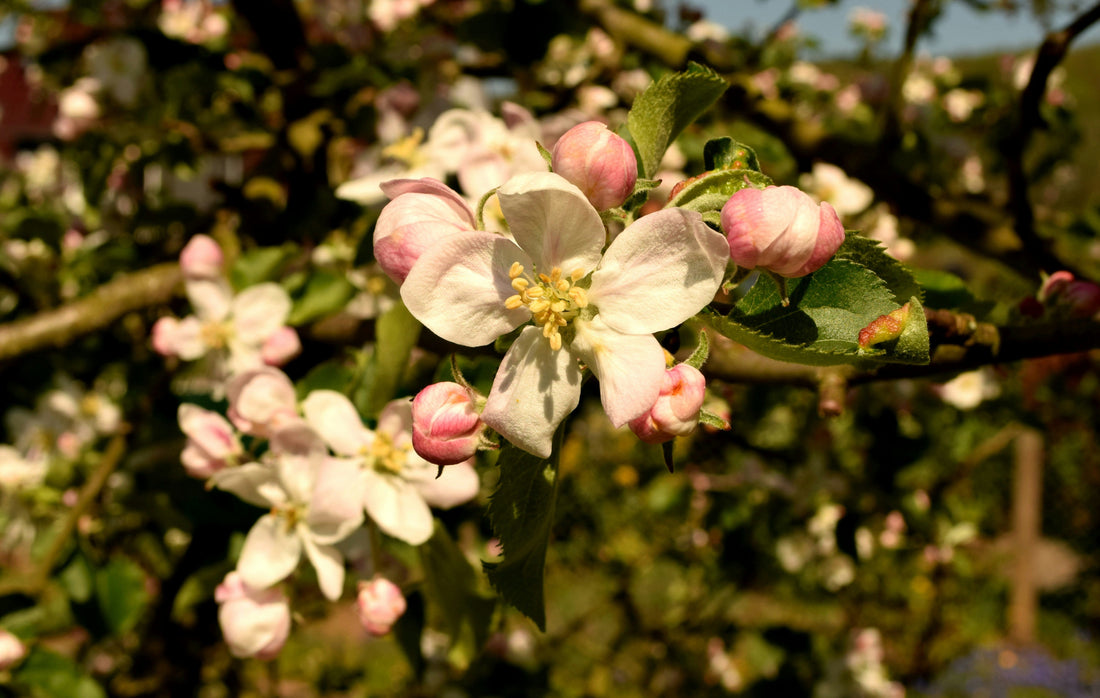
[1008,428,1043,645]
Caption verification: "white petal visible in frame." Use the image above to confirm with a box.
[589,208,728,334]
[362,470,435,546]
[171,316,209,361]
[210,462,282,509]
[307,457,366,544]
[571,317,665,428]
[497,171,604,274]
[269,424,325,503]
[185,278,232,321]
[232,283,292,344]
[237,514,302,590]
[481,326,582,458]
[300,533,346,601]
[301,390,374,456]
[375,399,413,449]
[400,230,531,346]
[407,460,480,509]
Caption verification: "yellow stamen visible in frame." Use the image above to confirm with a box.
[501,263,591,351]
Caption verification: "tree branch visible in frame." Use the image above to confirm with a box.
[0,263,182,363]
[1004,0,1100,274]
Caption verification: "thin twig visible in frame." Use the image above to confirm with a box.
[0,431,128,597]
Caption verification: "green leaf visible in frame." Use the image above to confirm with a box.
[229,244,296,289]
[833,233,923,305]
[702,258,928,366]
[703,137,762,172]
[420,525,494,660]
[12,648,106,698]
[664,168,772,216]
[913,268,974,308]
[482,437,563,631]
[95,557,149,636]
[627,63,729,179]
[286,270,357,325]
[358,301,421,419]
[296,358,357,399]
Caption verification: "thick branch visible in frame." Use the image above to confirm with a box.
[703,310,1100,389]
[0,263,182,363]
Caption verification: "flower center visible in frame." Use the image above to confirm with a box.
[504,262,588,351]
[200,320,234,349]
[381,127,426,167]
[272,502,305,533]
[361,433,408,474]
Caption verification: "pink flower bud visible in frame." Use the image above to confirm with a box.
[374,178,477,284]
[215,571,291,660]
[179,234,224,279]
[551,121,638,211]
[628,364,706,444]
[411,382,484,466]
[0,629,27,671]
[356,577,407,636]
[1038,271,1100,317]
[721,185,845,278]
[226,367,300,437]
[260,326,301,366]
[178,404,241,478]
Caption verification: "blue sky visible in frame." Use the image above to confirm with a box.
[694,0,1100,57]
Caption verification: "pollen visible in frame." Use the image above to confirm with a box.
[503,263,590,351]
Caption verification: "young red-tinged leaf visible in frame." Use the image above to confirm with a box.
[858,303,912,350]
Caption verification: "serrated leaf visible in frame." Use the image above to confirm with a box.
[702,258,927,366]
[482,438,562,631]
[12,649,106,698]
[665,168,772,215]
[420,525,494,656]
[833,233,923,305]
[358,301,421,419]
[627,63,729,179]
[95,557,149,637]
[703,137,762,172]
[286,270,357,325]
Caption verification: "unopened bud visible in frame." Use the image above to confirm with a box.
[356,577,407,636]
[1037,271,1100,318]
[374,178,477,284]
[179,234,224,279]
[214,572,291,660]
[721,185,845,278]
[411,381,484,466]
[260,326,301,367]
[551,121,638,211]
[628,364,706,444]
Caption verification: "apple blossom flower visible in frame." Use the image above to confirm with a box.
[936,369,1000,410]
[225,367,300,438]
[83,37,147,108]
[152,278,294,376]
[627,364,706,444]
[301,392,480,546]
[0,445,48,492]
[799,162,873,219]
[215,571,291,660]
[336,105,543,206]
[411,382,485,466]
[721,185,845,278]
[399,171,729,457]
[0,629,27,670]
[178,404,242,478]
[356,577,407,636]
[211,424,365,600]
[551,121,637,211]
